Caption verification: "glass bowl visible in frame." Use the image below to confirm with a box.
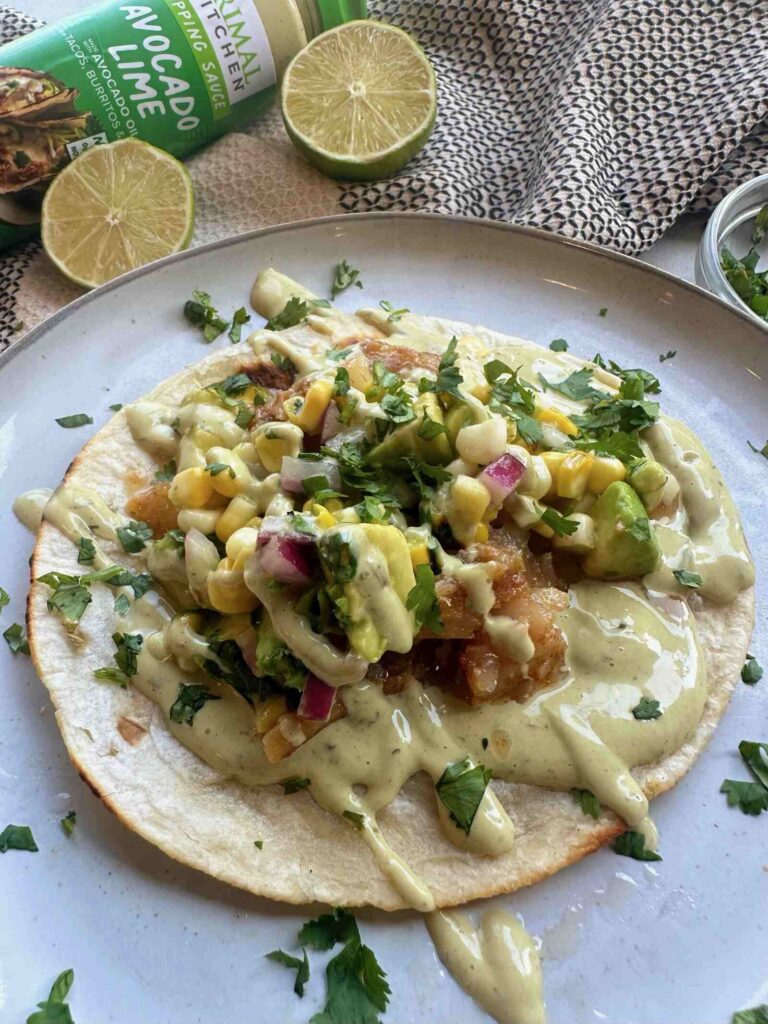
[695,171,768,329]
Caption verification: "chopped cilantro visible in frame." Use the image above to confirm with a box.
[379,299,408,322]
[26,968,75,1023]
[55,413,93,429]
[739,740,768,790]
[116,520,153,554]
[613,830,662,861]
[228,306,251,343]
[112,632,143,677]
[298,908,390,1024]
[109,402,123,411]
[435,757,492,835]
[154,460,177,483]
[93,666,128,687]
[333,367,351,396]
[380,390,415,426]
[572,789,600,819]
[0,823,37,852]
[572,429,643,464]
[0,587,9,610]
[235,404,255,429]
[549,338,568,352]
[254,839,263,850]
[742,655,763,685]
[417,413,448,440]
[747,440,768,459]
[483,359,541,445]
[406,564,442,633]
[721,779,768,816]
[75,536,95,569]
[659,350,676,362]
[3,622,29,655]
[673,569,702,588]
[281,776,311,794]
[331,260,363,298]
[540,367,602,402]
[60,811,76,837]
[265,949,310,997]
[539,506,579,536]
[598,307,607,317]
[265,296,311,331]
[733,1007,768,1024]
[271,351,297,374]
[591,354,661,395]
[343,810,365,829]
[206,462,236,479]
[632,697,662,720]
[426,336,464,399]
[184,289,228,342]
[169,683,220,725]
[627,518,652,543]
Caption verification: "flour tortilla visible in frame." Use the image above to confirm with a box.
[28,315,755,911]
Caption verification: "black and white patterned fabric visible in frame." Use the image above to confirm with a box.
[1,0,767,342]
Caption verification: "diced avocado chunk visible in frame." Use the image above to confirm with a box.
[582,481,660,579]
[369,393,452,467]
[444,402,474,444]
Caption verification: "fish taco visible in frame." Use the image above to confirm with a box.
[26,269,755,916]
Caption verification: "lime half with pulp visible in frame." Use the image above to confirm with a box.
[42,139,194,289]
[281,20,437,181]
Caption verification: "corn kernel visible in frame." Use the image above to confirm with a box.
[225,526,260,568]
[169,467,214,509]
[552,512,595,553]
[177,507,222,534]
[473,523,489,543]
[535,406,578,436]
[519,455,552,501]
[284,379,333,433]
[334,507,361,524]
[588,455,626,493]
[407,540,430,567]
[540,451,567,499]
[446,475,491,546]
[256,696,288,735]
[556,452,594,500]
[346,354,373,392]
[207,564,259,614]
[206,446,251,498]
[216,495,258,542]
[312,505,336,530]
[252,422,303,473]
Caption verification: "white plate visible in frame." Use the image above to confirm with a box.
[1,214,766,1024]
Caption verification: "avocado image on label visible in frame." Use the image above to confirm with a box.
[582,481,661,579]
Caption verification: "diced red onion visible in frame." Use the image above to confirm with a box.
[478,452,526,505]
[258,534,313,585]
[258,515,317,547]
[297,673,336,721]
[280,456,342,495]
[321,401,342,442]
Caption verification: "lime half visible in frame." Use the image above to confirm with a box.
[42,139,194,289]
[282,20,437,180]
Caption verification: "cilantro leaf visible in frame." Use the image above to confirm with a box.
[112,632,143,677]
[632,697,662,720]
[592,354,661,395]
[266,949,310,997]
[435,757,492,835]
[659,350,676,362]
[266,296,311,331]
[379,299,408,322]
[116,520,153,554]
[721,779,768,816]
[571,789,600,819]
[332,260,363,299]
[206,462,236,479]
[0,586,9,610]
[549,338,568,352]
[571,429,644,464]
[311,932,390,1024]
[76,537,96,565]
[748,440,768,459]
[380,390,414,426]
[0,823,38,852]
[26,968,75,1024]
[184,289,228,343]
[673,569,702,588]
[254,839,263,850]
[742,655,763,685]
[432,337,464,399]
[3,622,30,654]
[612,830,662,861]
[539,506,579,536]
[55,413,93,429]
[343,810,365,830]
[483,359,541,444]
[228,306,251,344]
[598,307,607,317]
[733,1005,768,1024]
[299,908,360,951]
[417,413,448,440]
[60,811,76,837]
[281,776,311,794]
[627,519,652,543]
[169,683,221,725]
[333,367,351,396]
[739,740,768,790]
[154,460,177,482]
[109,402,123,411]
[406,563,443,632]
[540,367,602,402]
[93,666,129,687]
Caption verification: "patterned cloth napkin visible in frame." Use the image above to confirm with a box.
[1,0,767,348]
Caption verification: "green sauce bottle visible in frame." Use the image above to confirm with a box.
[0,0,366,249]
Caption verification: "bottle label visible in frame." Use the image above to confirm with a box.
[0,0,279,248]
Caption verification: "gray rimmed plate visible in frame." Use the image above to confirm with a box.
[1,214,766,1024]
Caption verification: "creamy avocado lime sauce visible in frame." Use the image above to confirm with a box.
[427,909,544,1024]
[41,484,123,562]
[13,488,53,532]
[644,418,754,603]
